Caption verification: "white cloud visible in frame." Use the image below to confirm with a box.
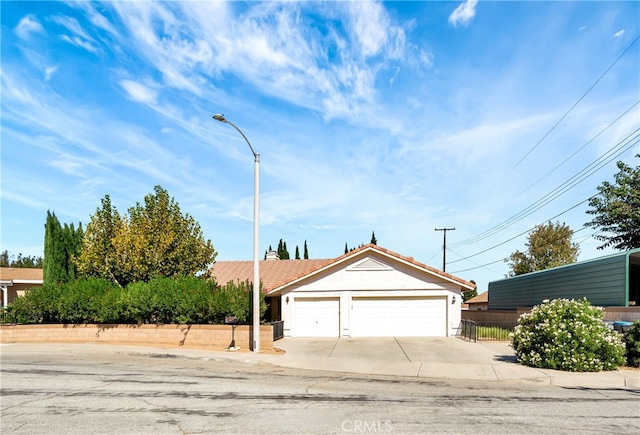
[105,1,429,122]
[614,29,625,38]
[345,0,390,58]
[60,34,97,53]
[51,15,99,52]
[44,66,58,81]
[120,79,158,104]
[14,15,44,40]
[50,157,86,177]
[1,190,48,210]
[449,0,479,27]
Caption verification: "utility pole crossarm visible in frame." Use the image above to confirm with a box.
[435,227,455,272]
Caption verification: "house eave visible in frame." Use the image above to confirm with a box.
[267,244,475,295]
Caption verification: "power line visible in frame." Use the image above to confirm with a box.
[450,129,640,249]
[450,257,508,274]
[448,195,592,265]
[518,100,640,196]
[496,34,640,183]
[446,247,503,275]
[449,228,600,274]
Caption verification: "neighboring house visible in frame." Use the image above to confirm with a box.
[0,267,43,307]
[488,248,640,310]
[465,291,488,310]
[212,244,475,338]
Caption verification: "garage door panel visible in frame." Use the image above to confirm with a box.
[351,297,446,337]
[293,298,340,337]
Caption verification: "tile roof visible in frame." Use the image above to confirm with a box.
[466,291,488,304]
[0,267,44,282]
[211,259,333,292]
[211,244,475,293]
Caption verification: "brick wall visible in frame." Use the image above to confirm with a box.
[0,323,274,351]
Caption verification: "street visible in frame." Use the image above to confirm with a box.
[1,345,639,434]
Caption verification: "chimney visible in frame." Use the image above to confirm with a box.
[265,250,280,261]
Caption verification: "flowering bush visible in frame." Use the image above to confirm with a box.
[510,298,625,372]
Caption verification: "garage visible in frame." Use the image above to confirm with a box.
[213,244,474,339]
[293,298,340,337]
[350,297,447,337]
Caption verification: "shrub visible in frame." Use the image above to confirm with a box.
[57,278,118,324]
[4,275,265,325]
[510,298,625,372]
[174,276,217,324]
[624,320,640,367]
[4,283,63,324]
[212,280,254,324]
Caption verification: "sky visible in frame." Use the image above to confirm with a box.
[1,0,639,291]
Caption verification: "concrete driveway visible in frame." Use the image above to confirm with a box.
[266,337,640,387]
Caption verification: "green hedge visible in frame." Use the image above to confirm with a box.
[3,276,266,325]
[624,320,640,367]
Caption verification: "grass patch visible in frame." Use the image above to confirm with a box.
[476,325,511,341]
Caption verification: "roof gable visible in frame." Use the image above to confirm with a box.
[466,291,488,304]
[211,244,475,294]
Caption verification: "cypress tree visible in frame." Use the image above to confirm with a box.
[304,240,309,259]
[371,231,377,245]
[295,245,300,260]
[43,211,65,285]
[43,211,83,285]
[344,243,348,254]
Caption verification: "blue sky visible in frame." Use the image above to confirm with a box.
[1,0,639,291]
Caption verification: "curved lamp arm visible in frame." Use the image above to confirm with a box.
[212,114,259,161]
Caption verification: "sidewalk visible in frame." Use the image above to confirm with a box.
[2,338,638,389]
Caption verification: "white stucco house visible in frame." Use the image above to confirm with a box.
[212,244,475,338]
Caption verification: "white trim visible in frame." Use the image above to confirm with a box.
[270,246,473,293]
[1,285,7,308]
[346,257,393,271]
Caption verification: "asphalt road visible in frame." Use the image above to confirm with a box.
[1,346,639,434]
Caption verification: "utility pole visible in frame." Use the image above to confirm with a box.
[434,227,455,272]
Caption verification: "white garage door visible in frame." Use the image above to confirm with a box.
[351,297,447,337]
[293,298,340,337]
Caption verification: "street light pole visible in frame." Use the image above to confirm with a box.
[212,114,261,352]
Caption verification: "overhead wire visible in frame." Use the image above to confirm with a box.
[432,35,640,274]
[518,100,640,196]
[495,34,640,184]
[449,227,599,275]
[449,128,640,249]
[447,223,600,273]
[448,195,593,265]
[446,247,503,275]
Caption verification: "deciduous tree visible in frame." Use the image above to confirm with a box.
[77,186,216,286]
[506,221,579,277]
[0,251,43,268]
[585,155,640,251]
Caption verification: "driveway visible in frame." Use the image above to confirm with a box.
[266,337,639,387]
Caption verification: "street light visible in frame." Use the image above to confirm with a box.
[212,113,261,352]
